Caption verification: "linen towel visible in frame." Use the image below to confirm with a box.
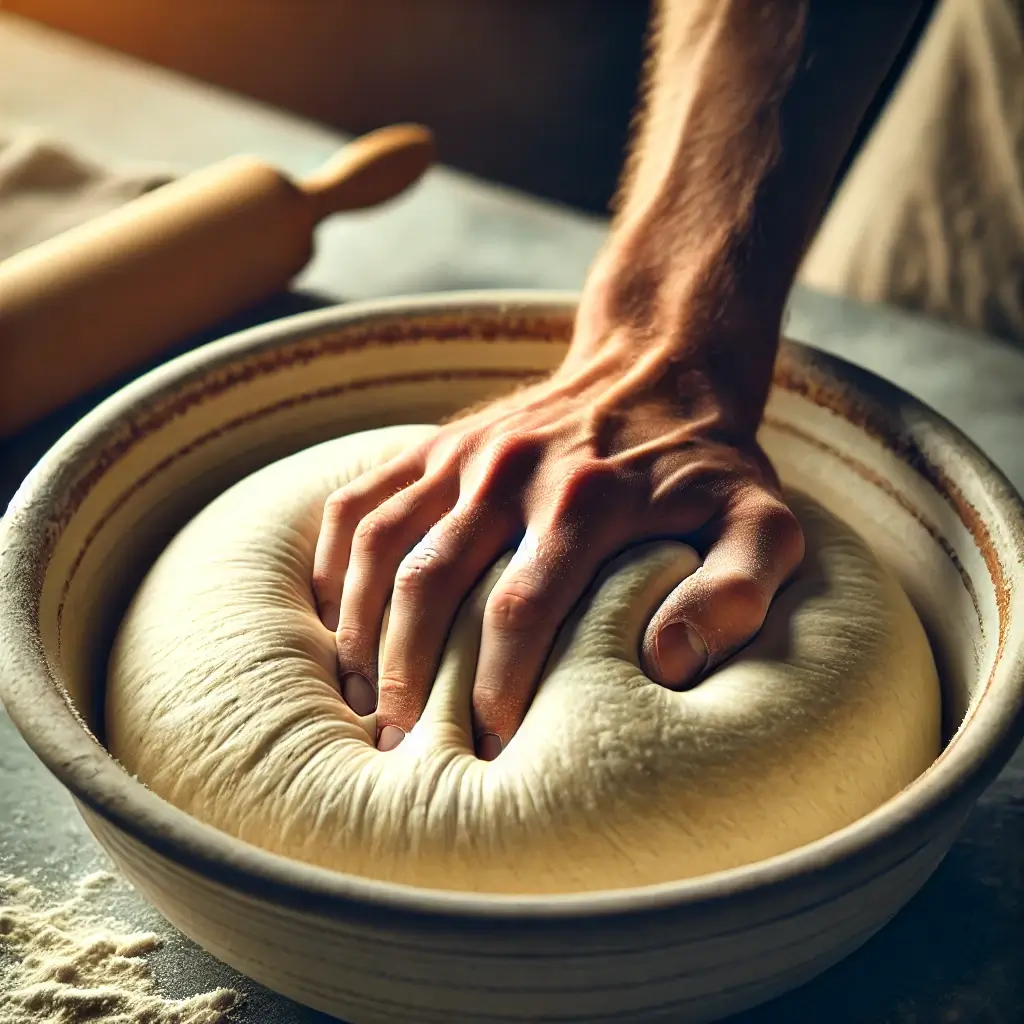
[0,123,173,260]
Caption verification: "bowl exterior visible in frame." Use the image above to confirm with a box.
[79,804,965,1023]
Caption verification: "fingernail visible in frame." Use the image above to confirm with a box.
[655,622,707,687]
[476,733,503,762]
[341,672,376,716]
[377,725,405,752]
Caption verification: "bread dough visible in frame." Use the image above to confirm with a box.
[106,425,942,894]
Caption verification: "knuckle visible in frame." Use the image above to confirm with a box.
[376,674,407,701]
[376,673,423,724]
[762,500,805,563]
[471,678,502,709]
[485,581,542,634]
[334,624,365,655]
[322,487,357,527]
[736,494,805,568]
[552,462,613,514]
[350,513,393,558]
[393,543,448,599]
[479,434,536,487]
[714,570,770,627]
[444,432,476,467]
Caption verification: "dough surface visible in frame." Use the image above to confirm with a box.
[106,425,941,894]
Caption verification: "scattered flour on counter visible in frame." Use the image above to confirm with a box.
[0,871,239,1023]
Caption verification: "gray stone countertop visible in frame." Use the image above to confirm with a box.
[1,12,1022,1022]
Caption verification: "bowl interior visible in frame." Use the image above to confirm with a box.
[6,295,1021,897]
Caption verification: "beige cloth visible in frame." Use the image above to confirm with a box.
[0,124,172,261]
[801,0,1024,347]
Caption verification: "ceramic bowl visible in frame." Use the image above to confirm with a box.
[2,293,1023,1024]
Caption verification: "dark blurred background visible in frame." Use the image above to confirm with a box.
[4,0,937,214]
[5,0,650,212]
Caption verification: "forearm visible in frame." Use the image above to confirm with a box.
[578,0,925,422]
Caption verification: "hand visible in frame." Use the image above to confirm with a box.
[312,321,804,759]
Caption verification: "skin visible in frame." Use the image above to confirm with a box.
[313,0,926,758]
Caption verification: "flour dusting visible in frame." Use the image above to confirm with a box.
[0,871,239,1023]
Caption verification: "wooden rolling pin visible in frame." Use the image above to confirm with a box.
[0,124,435,437]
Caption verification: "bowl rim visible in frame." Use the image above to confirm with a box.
[2,289,1023,925]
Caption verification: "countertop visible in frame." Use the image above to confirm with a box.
[1,13,1022,1022]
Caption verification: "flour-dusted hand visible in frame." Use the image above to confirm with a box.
[313,0,927,756]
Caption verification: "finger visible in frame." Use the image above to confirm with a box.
[469,462,717,759]
[335,475,457,715]
[471,515,616,759]
[642,491,805,688]
[374,502,517,749]
[312,451,425,630]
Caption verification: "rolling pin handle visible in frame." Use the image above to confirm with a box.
[300,123,435,222]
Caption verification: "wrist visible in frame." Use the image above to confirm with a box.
[573,237,780,415]
[582,223,785,338]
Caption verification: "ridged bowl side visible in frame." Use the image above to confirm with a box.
[81,806,964,1022]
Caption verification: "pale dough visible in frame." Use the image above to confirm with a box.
[106,425,942,894]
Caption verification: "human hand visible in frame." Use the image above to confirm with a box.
[312,315,804,759]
